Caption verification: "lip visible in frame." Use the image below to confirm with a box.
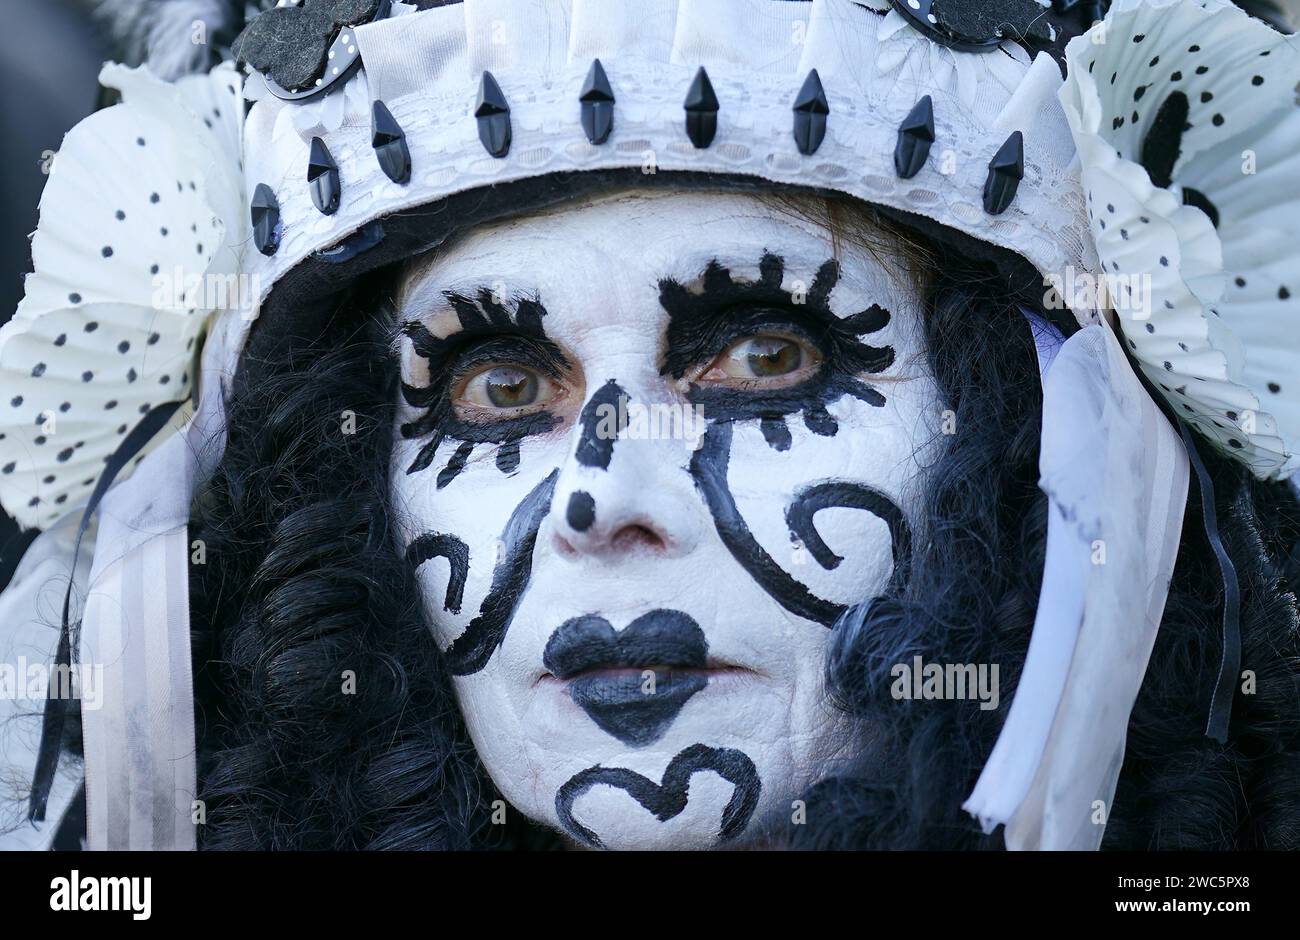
[534,662,760,688]
[535,663,762,747]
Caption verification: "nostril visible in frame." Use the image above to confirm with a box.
[552,531,580,558]
[611,523,667,553]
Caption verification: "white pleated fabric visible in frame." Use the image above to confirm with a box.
[964,317,1189,849]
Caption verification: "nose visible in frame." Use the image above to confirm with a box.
[548,380,704,561]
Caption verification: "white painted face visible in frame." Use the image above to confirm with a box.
[391,190,941,849]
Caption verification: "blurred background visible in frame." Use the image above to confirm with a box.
[0,0,106,587]
[0,0,1296,589]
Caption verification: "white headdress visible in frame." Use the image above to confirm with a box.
[2,0,1296,849]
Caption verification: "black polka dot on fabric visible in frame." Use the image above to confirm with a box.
[150,264,160,275]
[68,293,81,304]
[1164,361,1173,371]
[54,334,66,346]
[105,400,117,409]
[159,375,170,385]
[1212,114,1224,126]
[1196,65,1209,75]
[58,402,70,413]
[57,448,73,463]
[1133,34,1145,43]
[1200,91,1213,103]
[102,246,113,258]
[1160,256,1168,266]
[1269,383,1281,393]
[160,227,168,236]
[1281,286,1292,300]
[115,210,125,220]
[55,495,67,505]
[1236,277,1247,287]
[10,396,22,407]
[127,369,137,383]
[1252,75,1264,86]
[148,333,160,345]
[118,341,130,354]
[84,321,98,332]
[31,363,45,377]
[1146,323,1155,333]
[43,475,55,484]
[34,436,45,445]
[2,463,13,474]
[1149,56,1160,67]
[1189,44,1200,52]
[81,371,93,382]
[138,403,151,414]
[137,137,146,146]
[1172,71,1183,81]
[150,193,160,204]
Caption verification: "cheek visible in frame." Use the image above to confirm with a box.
[390,430,566,652]
[726,377,940,609]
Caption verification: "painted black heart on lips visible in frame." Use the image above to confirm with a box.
[543,610,708,747]
[234,0,381,92]
[555,744,761,849]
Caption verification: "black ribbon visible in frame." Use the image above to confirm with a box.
[1177,419,1242,745]
[27,399,185,823]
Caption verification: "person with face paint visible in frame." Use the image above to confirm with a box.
[2,0,1300,853]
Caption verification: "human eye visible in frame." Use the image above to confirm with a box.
[454,361,562,418]
[695,331,824,389]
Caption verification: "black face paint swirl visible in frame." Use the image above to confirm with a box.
[401,290,566,477]
[543,610,708,747]
[575,379,629,469]
[443,469,558,675]
[786,481,912,583]
[405,532,470,615]
[555,744,760,849]
[659,253,893,450]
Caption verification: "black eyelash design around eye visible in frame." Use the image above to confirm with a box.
[400,288,567,480]
[658,253,894,450]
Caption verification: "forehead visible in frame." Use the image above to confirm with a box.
[397,189,910,327]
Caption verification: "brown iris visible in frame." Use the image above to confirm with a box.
[483,366,540,408]
[743,336,802,377]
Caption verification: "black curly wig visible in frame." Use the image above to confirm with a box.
[187,193,1300,850]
